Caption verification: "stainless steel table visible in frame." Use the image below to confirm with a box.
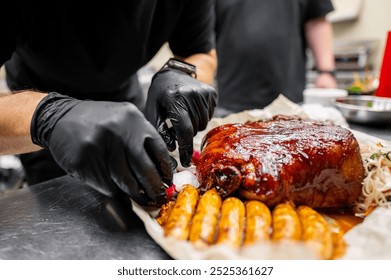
[348,122,391,141]
[0,176,171,260]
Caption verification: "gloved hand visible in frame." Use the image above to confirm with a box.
[31,92,172,206]
[146,67,217,167]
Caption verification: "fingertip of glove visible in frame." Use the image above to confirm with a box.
[130,193,150,207]
[179,156,191,168]
[157,125,176,151]
[153,190,168,207]
[179,146,193,167]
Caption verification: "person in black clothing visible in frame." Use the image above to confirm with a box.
[0,1,217,206]
[214,0,336,117]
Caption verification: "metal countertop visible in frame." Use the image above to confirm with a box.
[348,121,391,141]
[0,176,171,260]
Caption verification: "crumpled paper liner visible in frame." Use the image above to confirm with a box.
[132,95,391,260]
[343,207,391,259]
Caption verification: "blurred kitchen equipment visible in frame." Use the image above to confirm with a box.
[333,39,378,71]
[307,39,379,90]
[335,96,391,124]
[327,0,363,23]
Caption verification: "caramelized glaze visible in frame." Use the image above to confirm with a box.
[196,115,364,208]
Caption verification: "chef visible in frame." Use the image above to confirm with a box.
[0,1,217,206]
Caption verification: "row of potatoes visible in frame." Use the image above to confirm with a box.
[156,184,346,260]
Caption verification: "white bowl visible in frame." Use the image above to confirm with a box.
[303,88,348,106]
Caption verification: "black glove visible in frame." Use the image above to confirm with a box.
[31,92,172,206]
[146,64,217,167]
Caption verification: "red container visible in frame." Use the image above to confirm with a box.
[376,31,391,98]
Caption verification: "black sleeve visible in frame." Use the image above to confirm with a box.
[302,0,334,21]
[0,3,19,66]
[169,0,215,57]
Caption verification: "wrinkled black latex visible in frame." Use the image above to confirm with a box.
[146,68,217,167]
[31,92,172,206]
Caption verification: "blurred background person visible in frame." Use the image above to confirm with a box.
[214,0,337,117]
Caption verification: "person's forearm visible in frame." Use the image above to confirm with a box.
[306,17,337,88]
[177,49,217,85]
[305,17,335,71]
[0,91,46,155]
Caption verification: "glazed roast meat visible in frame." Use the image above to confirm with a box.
[196,115,364,208]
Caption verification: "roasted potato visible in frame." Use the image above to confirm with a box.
[244,200,272,245]
[163,184,199,240]
[189,188,222,247]
[216,197,245,248]
[271,203,302,241]
[322,214,347,259]
[156,200,176,226]
[297,206,333,259]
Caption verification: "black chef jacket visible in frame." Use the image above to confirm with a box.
[215,0,333,114]
[0,0,214,185]
[2,0,214,106]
